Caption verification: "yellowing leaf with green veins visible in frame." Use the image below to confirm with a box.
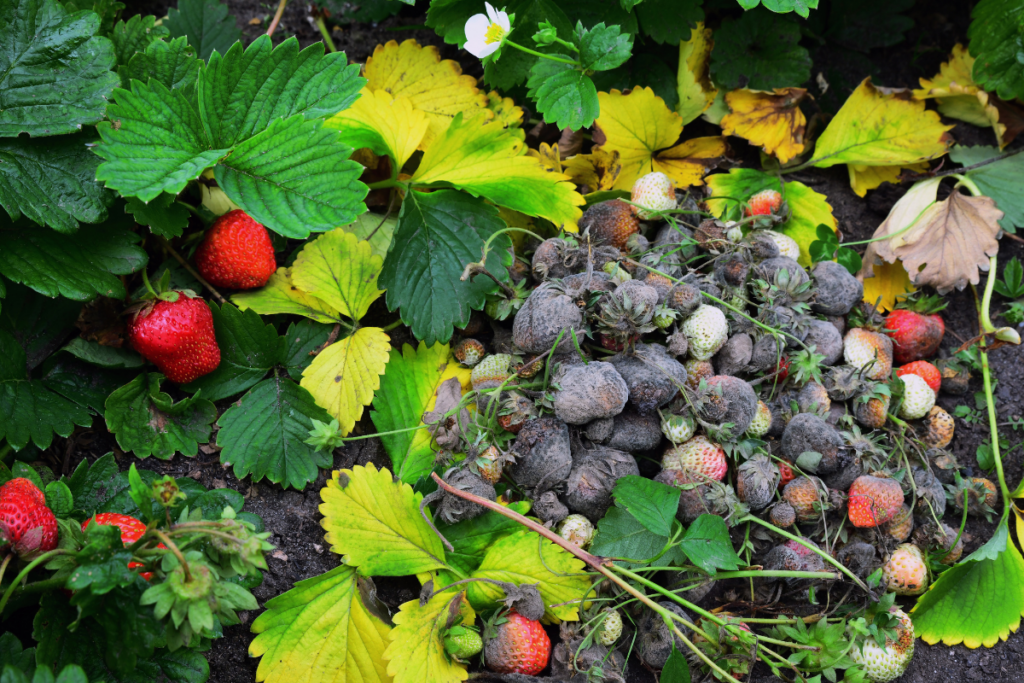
[706,168,836,267]
[292,230,384,321]
[563,149,622,193]
[370,342,471,484]
[384,589,473,683]
[676,23,717,125]
[320,463,450,576]
[411,111,584,228]
[249,566,392,683]
[811,79,953,183]
[232,268,343,324]
[338,214,396,262]
[363,39,487,149]
[327,89,429,169]
[848,162,930,197]
[914,44,1005,147]
[467,529,591,622]
[721,88,807,164]
[301,327,390,434]
[593,87,726,191]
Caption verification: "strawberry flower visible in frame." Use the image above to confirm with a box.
[464,3,512,59]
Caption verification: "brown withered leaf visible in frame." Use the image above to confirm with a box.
[893,190,1004,293]
[721,88,808,163]
[422,377,468,449]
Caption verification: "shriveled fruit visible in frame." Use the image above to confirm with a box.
[854,393,890,430]
[683,358,715,390]
[850,607,914,683]
[668,283,702,315]
[631,172,677,220]
[475,446,504,484]
[912,521,964,565]
[897,374,935,420]
[770,501,796,527]
[558,514,595,549]
[194,210,276,289]
[843,328,893,381]
[921,406,954,448]
[896,360,941,393]
[782,476,827,521]
[778,462,795,488]
[578,199,639,249]
[436,470,496,524]
[128,292,221,384]
[848,475,904,527]
[951,476,998,518]
[484,611,551,675]
[761,230,800,260]
[662,435,727,482]
[883,504,914,542]
[454,338,486,366]
[736,455,778,510]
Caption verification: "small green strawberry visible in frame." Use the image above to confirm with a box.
[660,412,695,444]
[681,304,728,360]
[444,625,483,661]
[746,401,772,437]
[653,305,677,330]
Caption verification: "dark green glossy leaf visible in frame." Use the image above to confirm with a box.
[281,319,335,381]
[710,9,812,90]
[0,380,92,451]
[60,338,144,370]
[968,0,1024,101]
[635,0,702,45]
[578,22,632,71]
[527,57,599,130]
[165,0,241,62]
[611,475,680,537]
[677,514,743,573]
[111,14,170,67]
[590,506,669,568]
[121,36,202,96]
[104,373,216,459]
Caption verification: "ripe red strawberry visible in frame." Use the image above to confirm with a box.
[744,189,783,217]
[775,356,790,381]
[896,360,941,394]
[82,512,164,580]
[128,292,221,384]
[885,309,943,364]
[194,210,276,290]
[0,479,57,558]
[778,462,795,488]
[484,611,551,675]
[848,475,904,528]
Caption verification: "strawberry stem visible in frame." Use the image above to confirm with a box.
[0,549,71,614]
[153,236,227,305]
[266,0,288,37]
[153,529,192,583]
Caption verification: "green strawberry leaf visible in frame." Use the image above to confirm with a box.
[44,481,74,518]
[527,57,599,130]
[677,514,743,573]
[995,257,1024,299]
[750,0,819,18]
[661,646,691,683]
[0,132,113,233]
[199,36,364,147]
[120,36,203,96]
[380,190,510,345]
[591,52,679,110]
[950,145,1024,234]
[578,22,633,71]
[281,319,336,381]
[0,633,36,674]
[826,0,914,50]
[611,475,680,537]
[64,453,121,515]
[64,0,125,34]
[165,0,241,62]
[111,14,170,67]
[0,379,92,451]
[0,0,121,137]
[635,0,703,45]
[215,375,334,490]
[967,0,1024,101]
[710,9,812,90]
[0,213,147,300]
[182,303,284,401]
[39,355,137,413]
[125,194,191,239]
[0,281,80,370]
[68,524,135,595]
[591,506,674,568]
[104,373,217,459]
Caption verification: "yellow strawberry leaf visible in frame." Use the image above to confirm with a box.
[327,89,429,170]
[384,589,473,683]
[485,90,524,131]
[892,190,1003,294]
[339,213,397,262]
[721,88,807,164]
[232,268,343,325]
[676,23,717,125]
[411,112,584,228]
[301,327,391,434]
[563,149,622,192]
[706,168,836,267]
[292,230,385,322]
[370,342,471,484]
[859,256,915,312]
[594,87,726,191]
[249,566,393,683]
[467,528,591,622]
[320,463,450,576]
[363,39,487,149]
[811,78,953,177]
[914,44,1005,146]
[847,162,930,198]
[526,142,561,174]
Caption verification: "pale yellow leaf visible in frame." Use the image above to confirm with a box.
[893,191,1003,293]
[914,44,1005,146]
[526,142,562,174]
[327,88,429,169]
[562,149,622,192]
[676,23,717,125]
[384,589,473,683]
[232,268,342,324]
[847,161,930,198]
[338,213,397,262]
[721,88,807,163]
[860,250,915,312]
[364,40,488,149]
[301,327,391,434]
[485,90,524,131]
[292,229,385,321]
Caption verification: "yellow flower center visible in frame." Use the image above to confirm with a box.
[484,22,506,44]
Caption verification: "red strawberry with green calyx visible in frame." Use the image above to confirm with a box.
[82,513,165,580]
[885,294,946,364]
[0,478,57,559]
[127,274,221,384]
[484,610,551,675]
[194,210,277,290]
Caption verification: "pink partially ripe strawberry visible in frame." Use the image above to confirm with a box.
[127,291,221,384]
[885,309,944,364]
[896,360,941,394]
[848,475,903,528]
[484,611,551,675]
[744,189,783,217]
[661,435,727,482]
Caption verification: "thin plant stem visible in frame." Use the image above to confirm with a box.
[505,40,578,65]
[266,0,288,37]
[153,236,227,305]
[0,555,12,589]
[315,16,337,52]
[153,529,192,582]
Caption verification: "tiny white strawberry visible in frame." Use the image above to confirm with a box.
[898,373,936,420]
[597,609,623,646]
[761,230,800,261]
[559,514,595,549]
[630,172,676,220]
[681,304,728,361]
[661,412,695,444]
[882,543,928,596]
[725,222,744,243]
[746,401,772,437]
[662,435,727,481]
[850,607,915,683]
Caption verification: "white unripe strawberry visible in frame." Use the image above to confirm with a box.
[630,172,677,220]
[898,374,936,420]
[762,230,800,261]
[662,435,727,481]
[746,401,772,437]
[597,609,623,646]
[882,543,928,595]
[850,607,915,682]
[681,304,728,361]
[559,514,594,549]
[661,413,695,444]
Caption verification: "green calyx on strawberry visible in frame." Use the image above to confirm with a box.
[82,512,164,580]
[127,270,221,385]
[0,478,58,559]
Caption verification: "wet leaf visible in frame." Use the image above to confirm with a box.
[721,88,807,163]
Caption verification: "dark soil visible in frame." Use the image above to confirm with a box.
[27,0,1024,681]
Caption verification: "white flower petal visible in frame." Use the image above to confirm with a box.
[485,2,498,21]
[464,13,489,40]
[496,11,511,31]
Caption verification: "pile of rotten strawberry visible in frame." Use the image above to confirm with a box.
[431,174,996,682]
